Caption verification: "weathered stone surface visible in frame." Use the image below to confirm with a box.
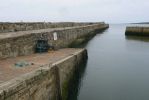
[125,26,149,36]
[0,49,87,100]
[0,22,108,100]
[0,24,109,59]
[0,22,104,33]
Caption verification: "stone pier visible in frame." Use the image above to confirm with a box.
[0,48,87,100]
[0,23,108,59]
[0,22,109,100]
[125,26,149,36]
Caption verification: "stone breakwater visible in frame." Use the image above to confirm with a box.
[0,22,104,33]
[125,26,149,36]
[0,23,109,59]
[0,48,88,100]
[0,22,109,100]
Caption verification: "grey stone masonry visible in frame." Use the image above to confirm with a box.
[0,22,104,33]
[0,23,109,59]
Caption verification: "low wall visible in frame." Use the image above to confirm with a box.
[125,26,149,36]
[0,49,87,100]
[0,24,109,59]
[0,22,105,33]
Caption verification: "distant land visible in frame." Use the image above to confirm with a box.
[132,22,149,24]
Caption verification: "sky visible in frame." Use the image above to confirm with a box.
[0,0,149,23]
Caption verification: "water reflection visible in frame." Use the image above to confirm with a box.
[76,24,149,100]
[67,59,88,100]
[68,24,149,100]
[125,36,149,42]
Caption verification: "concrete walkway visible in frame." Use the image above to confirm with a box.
[0,24,100,39]
[0,48,83,84]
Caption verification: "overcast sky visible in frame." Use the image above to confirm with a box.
[0,0,149,23]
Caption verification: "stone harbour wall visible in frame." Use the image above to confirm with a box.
[125,26,149,36]
[0,23,109,59]
[0,49,87,100]
[0,22,104,33]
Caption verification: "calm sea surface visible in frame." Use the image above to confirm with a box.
[68,24,149,100]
